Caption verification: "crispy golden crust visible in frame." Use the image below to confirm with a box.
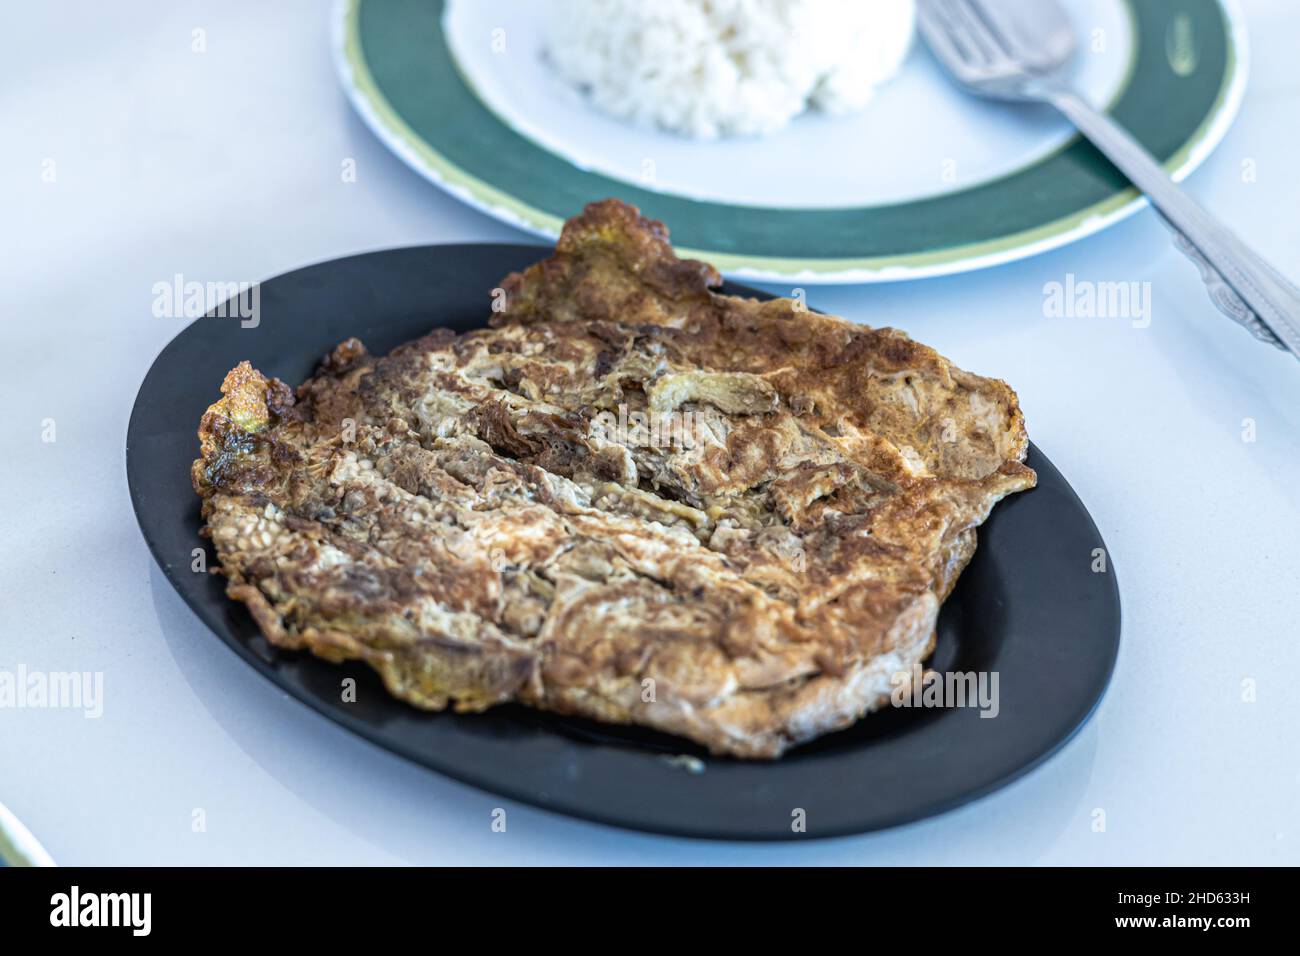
[192,199,1035,758]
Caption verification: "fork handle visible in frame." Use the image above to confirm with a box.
[1047,88,1300,358]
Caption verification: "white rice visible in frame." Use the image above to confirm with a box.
[545,0,916,139]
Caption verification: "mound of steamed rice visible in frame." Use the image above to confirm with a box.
[545,0,916,139]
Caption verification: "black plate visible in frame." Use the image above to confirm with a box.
[126,245,1120,840]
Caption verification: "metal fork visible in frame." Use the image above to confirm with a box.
[917,0,1300,359]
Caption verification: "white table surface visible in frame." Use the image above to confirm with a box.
[2,0,1297,866]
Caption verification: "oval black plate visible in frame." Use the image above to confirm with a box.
[126,245,1120,840]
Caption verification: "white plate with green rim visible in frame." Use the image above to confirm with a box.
[0,801,55,867]
[334,0,1247,284]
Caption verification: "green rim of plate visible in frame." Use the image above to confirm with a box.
[339,0,1242,279]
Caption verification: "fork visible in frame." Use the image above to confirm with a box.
[916,0,1300,360]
